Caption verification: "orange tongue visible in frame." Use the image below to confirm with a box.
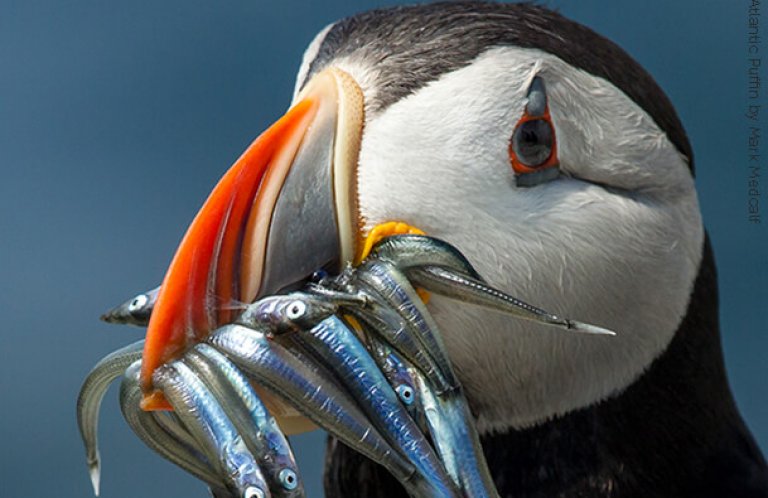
[356,221,426,264]
[140,99,317,410]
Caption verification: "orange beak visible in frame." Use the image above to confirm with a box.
[140,68,364,410]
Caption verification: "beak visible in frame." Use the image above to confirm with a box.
[141,68,365,410]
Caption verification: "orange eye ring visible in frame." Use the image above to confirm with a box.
[509,107,559,176]
[509,76,559,186]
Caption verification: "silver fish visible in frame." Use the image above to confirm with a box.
[76,340,144,495]
[119,361,225,491]
[207,325,418,490]
[153,361,271,498]
[297,315,460,498]
[100,286,160,327]
[183,344,304,497]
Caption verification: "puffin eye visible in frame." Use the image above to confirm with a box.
[128,294,148,312]
[512,118,554,166]
[509,76,560,187]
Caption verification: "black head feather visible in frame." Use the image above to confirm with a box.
[304,1,693,171]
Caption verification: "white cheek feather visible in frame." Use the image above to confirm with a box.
[350,46,703,433]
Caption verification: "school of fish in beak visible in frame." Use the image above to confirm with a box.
[79,233,615,498]
[77,64,614,498]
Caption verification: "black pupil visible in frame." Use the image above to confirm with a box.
[513,118,553,167]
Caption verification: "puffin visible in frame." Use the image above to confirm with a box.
[292,3,768,497]
[139,1,768,497]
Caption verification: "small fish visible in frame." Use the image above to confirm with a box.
[354,259,461,393]
[236,293,340,334]
[367,234,484,281]
[409,265,616,336]
[119,362,225,491]
[208,324,419,492]
[77,340,145,496]
[372,235,616,336]
[365,334,427,431]
[298,315,460,498]
[153,361,271,498]
[183,344,304,497]
[346,289,454,395]
[100,286,160,327]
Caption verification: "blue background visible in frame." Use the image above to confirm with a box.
[1,1,764,497]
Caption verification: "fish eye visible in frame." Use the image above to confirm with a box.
[396,384,415,405]
[244,487,265,498]
[128,294,148,312]
[285,300,307,321]
[310,269,328,282]
[279,468,299,490]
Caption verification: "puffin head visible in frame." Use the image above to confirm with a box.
[142,1,704,433]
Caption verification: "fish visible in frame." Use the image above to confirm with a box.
[76,340,145,495]
[100,287,160,327]
[153,361,272,498]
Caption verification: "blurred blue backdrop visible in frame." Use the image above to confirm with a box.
[1,1,764,497]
